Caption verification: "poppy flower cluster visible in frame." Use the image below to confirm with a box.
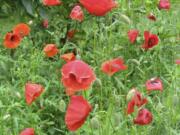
[127,30,159,50]
[3,23,30,49]
[126,78,163,125]
[60,60,95,130]
[126,89,152,125]
[11,0,171,133]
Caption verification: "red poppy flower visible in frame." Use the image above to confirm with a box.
[43,44,59,57]
[42,0,62,6]
[65,95,92,131]
[101,58,127,76]
[79,0,118,16]
[3,32,21,49]
[70,5,84,22]
[146,78,163,92]
[13,23,30,38]
[60,53,76,62]
[25,83,44,105]
[175,59,180,65]
[42,19,49,28]
[128,29,139,44]
[147,13,156,21]
[67,30,76,39]
[20,128,34,135]
[134,109,153,125]
[158,0,170,10]
[142,31,159,50]
[61,60,96,95]
[126,88,148,114]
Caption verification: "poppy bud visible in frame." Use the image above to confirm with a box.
[175,59,180,65]
[93,78,102,88]
[158,0,170,10]
[90,117,100,129]
[114,95,121,106]
[3,114,10,120]
[15,92,21,99]
[42,19,49,28]
[80,0,117,16]
[76,54,81,60]
[126,88,136,101]
[156,102,164,112]
[173,94,179,106]
[59,99,66,112]
[28,20,33,25]
[20,128,35,135]
[113,113,121,127]
[120,14,131,24]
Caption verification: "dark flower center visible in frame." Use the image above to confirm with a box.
[10,35,17,42]
[148,38,156,47]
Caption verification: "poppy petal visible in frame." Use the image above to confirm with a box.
[145,78,163,92]
[60,53,76,62]
[3,32,21,49]
[175,59,180,65]
[101,58,127,76]
[13,23,30,37]
[43,0,62,6]
[134,109,153,125]
[142,31,159,50]
[20,128,34,135]
[25,83,44,105]
[158,0,170,10]
[65,96,92,131]
[128,29,139,44]
[126,88,148,114]
[70,5,84,22]
[79,0,118,16]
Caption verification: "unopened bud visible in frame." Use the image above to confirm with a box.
[113,113,121,127]
[42,19,48,28]
[126,88,136,101]
[59,99,66,112]
[90,117,100,129]
[94,78,102,88]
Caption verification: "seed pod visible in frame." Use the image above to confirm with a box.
[113,113,121,127]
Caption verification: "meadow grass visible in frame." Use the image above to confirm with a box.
[0,0,180,135]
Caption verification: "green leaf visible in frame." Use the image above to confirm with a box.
[21,0,34,17]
